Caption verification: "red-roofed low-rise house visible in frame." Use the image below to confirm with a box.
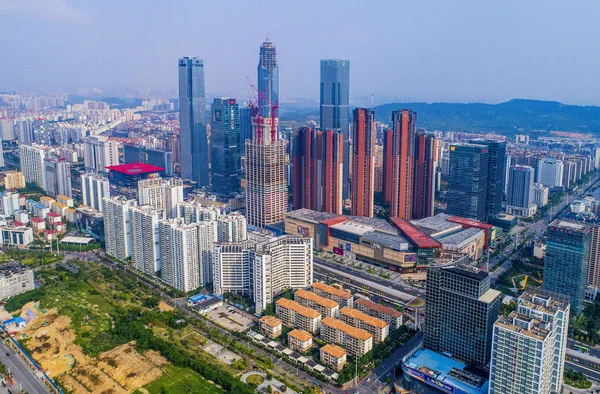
[44,230,57,242]
[30,217,46,234]
[46,212,61,225]
[53,222,67,234]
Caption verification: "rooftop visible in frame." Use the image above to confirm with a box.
[411,213,462,235]
[259,316,282,328]
[355,298,402,318]
[295,289,339,309]
[339,307,388,329]
[549,219,590,233]
[288,329,312,342]
[312,282,353,300]
[390,217,442,249]
[286,209,339,224]
[106,162,165,175]
[320,344,346,359]
[436,227,484,249]
[276,298,320,319]
[447,216,493,231]
[495,313,550,341]
[0,262,30,278]
[321,317,372,341]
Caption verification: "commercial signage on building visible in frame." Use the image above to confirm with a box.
[333,247,344,256]
[404,254,417,263]
[297,226,309,236]
[346,243,351,251]
[403,365,454,394]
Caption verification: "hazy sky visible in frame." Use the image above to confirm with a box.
[1,0,599,104]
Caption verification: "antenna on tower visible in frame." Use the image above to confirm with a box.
[266,26,279,41]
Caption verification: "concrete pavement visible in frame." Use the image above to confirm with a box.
[0,340,49,394]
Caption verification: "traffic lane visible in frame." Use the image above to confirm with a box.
[566,361,600,382]
[0,341,49,394]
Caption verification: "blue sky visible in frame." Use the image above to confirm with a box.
[0,0,599,104]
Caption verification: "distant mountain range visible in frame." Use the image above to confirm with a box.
[371,99,600,135]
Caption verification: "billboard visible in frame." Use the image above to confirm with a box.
[346,243,351,251]
[404,254,417,263]
[297,226,309,236]
[333,247,344,256]
[403,365,454,394]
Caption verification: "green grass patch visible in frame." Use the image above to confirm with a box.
[564,367,592,389]
[246,374,265,385]
[137,364,223,394]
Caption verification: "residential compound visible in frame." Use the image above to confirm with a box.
[320,316,373,357]
[354,298,403,330]
[276,298,321,334]
[320,344,347,372]
[339,306,389,343]
[294,289,339,318]
[311,282,353,308]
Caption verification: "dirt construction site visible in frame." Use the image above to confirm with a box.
[17,302,169,393]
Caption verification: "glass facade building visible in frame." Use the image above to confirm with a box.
[543,219,591,314]
[446,143,489,222]
[320,59,350,199]
[506,165,534,208]
[469,139,507,221]
[258,40,279,118]
[178,57,208,186]
[210,98,241,195]
[239,106,252,155]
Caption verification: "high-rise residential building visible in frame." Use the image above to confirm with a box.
[543,219,591,314]
[533,183,549,208]
[384,110,416,220]
[137,177,183,218]
[469,139,507,221]
[216,213,247,242]
[19,144,46,189]
[196,221,216,286]
[4,172,26,190]
[446,143,489,222]
[43,157,72,198]
[131,205,163,275]
[83,135,119,172]
[176,200,220,224]
[0,192,20,217]
[413,132,438,219]
[245,115,288,228]
[213,239,255,297]
[210,98,241,194]
[506,165,536,217]
[258,39,279,119]
[320,59,350,199]
[239,106,252,156]
[351,108,376,217]
[424,262,501,365]
[537,158,564,188]
[81,173,110,212]
[0,119,15,141]
[589,225,600,289]
[291,127,343,214]
[254,235,313,314]
[102,196,137,260]
[489,291,570,394]
[178,57,208,186]
[15,119,34,145]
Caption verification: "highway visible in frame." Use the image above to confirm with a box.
[0,340,49,394]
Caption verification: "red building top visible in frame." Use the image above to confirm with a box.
[12,221,25,227]
[447,216,493,231]
[106,162,165,175]
[47,212,61,217]
[31,217,45,223]
[389,217,442,249]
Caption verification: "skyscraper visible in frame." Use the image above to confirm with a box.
[239,106,252,156]
[258,40,279,118]
[102,196,137,260]
[83,135,119,173]
[424,262,501,366]
[543,219,591,314]
[469,139,506,221]
[446,143,489,222]
[291,127,343,214]
[413,132,438,219]
[178,57,208,186]
[81,173,110,212]
[506,165,536,217]
[385,110,416,220]
[43,157,72,198]
[537,158,564,187]
[320,59,350,199]
[351,108,376,217]
[19,144,46,189]
[210,98,241,194]
[489,291,570,394]
[131,205,163,275]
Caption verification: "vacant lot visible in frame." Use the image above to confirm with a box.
[135,364,223,394]
[206,306,254,332]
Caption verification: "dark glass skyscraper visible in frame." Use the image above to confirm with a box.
[447,143,489,222]
[239,106,252,155]
[178,57,208,186]
[210,98,241,195]
[258,40,279,118]
[506,165,534,208]
[320,59,350,199]
[469,139,506,221]
[543,219,591,314]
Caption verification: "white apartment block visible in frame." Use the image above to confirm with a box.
[163,178,183,219]
[320,316,373,357]
[196,221,217,285]
[177,200,220,224]
[102,196,137,260]
[83,135,119,172]
[0,192,20,217]
[131,205,163,275]
[138,177,183,218]
[213,240,254,297]
[536,159,564,188]
[43,157,72,198]
[19,144,46,189]
[254,235,313,315]
[533,184,549,208]
[320,344,347,372]
[275,298,321,334]
[294,289,339,318]
[489,292,570,394]
[160,218,201,292]
[81,173,110,212]
[217,212,247,242]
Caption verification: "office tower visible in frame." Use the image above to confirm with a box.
[291,127,343,214]
[176,200,220,224]
[258,39,279,118]
[159,218,201,292]
[123,145,173,175]
[469,139,507,221]
[489,291,570,394]
[83,135,119,172]
[446,144,489,222]
[81,173,110,212]
[507,165,534,208]
[102,196,137,260]
[213,240,255,297]
[137,177,183,218]
[254,235,313,314]
[424,263,501,365]
[543,220,591,314]
[413,132,437,219]
[537,158,564,187]
[351,108,376,217]
[217,213,247,242]
[245,115,288,228]
[43,157,72,198]
[384,110,416,220]
[178,57,208,185]
[131,206,163,275]
[320,59,350,199]
[533,184,549,208]
[19,144,46,189]
[210,98,241,194]
[4,172,26,190]
[239,106,252,155]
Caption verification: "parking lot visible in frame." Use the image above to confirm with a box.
[205,305,255,332]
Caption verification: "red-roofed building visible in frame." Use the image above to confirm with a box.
[31,217,46,234]
[447,216,493,248]
[12,221,25,227]
[106,162,165,187]
[390,217,442,249]
[53,222,67,234]
[44,230,57,242]
[46,212,61,225]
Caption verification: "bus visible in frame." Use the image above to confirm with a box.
[574,344,589,354]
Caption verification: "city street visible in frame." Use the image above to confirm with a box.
[0,340,49,394]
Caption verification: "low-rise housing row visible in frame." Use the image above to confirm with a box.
[276,298,322,334]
